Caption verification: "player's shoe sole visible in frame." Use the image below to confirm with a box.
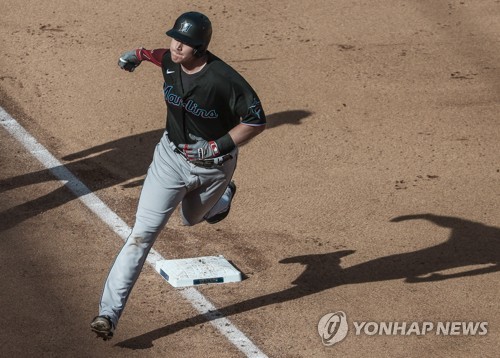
[91,315,114,341]
[205,181,236,224]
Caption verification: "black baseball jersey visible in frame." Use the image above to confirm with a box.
[137,48,266,146]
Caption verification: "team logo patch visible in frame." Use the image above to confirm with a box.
[179,21,192,33]
[249,98,263,120]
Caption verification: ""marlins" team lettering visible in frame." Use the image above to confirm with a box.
[163,84,218,119]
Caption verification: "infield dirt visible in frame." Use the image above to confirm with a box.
[1,1,499,357]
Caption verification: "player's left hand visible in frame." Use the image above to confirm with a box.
[178,134,220,160]
[118,50,141,72]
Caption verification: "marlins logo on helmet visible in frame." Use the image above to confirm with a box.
[179,21,192,33]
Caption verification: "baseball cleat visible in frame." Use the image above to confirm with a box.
[205,181,236,224]
[90,315,114,341]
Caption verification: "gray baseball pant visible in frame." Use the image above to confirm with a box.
[98,131,237,328]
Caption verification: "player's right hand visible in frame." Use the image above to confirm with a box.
[118,50,141,72]
[178,134,220,161]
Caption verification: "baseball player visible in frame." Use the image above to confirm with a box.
[90,11,266,340]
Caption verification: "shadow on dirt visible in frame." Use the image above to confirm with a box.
[0,110,312,232]
[115,213,499,349]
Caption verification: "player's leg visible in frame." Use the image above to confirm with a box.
[94,134,187,336]
[180,153,237,226]
[204,180,237,224]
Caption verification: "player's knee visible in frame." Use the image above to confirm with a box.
[126,233,155,247]
[134,214,168,233]
[181,216,201,226]
[180,210,203,226]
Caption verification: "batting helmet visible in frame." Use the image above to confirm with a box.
[166,12,212,56]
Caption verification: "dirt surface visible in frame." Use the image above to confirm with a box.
[1,1,499,357]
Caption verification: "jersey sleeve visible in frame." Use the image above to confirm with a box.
[136,48,168,67]
[232,82,266,126]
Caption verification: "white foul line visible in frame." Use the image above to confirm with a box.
[0,106,267,358]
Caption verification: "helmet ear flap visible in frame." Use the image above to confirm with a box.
[193,47,207,58]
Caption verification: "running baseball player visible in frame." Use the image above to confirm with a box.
[90,11,266,340]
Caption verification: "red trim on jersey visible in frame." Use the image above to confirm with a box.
[136,48,168,67]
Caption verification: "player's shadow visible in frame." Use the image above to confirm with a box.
[265,109,311,129]
[116,213,500,349]
[0,129,162,232]
[0,110,311,232]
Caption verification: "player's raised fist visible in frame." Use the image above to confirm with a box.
[118,50,141,72]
